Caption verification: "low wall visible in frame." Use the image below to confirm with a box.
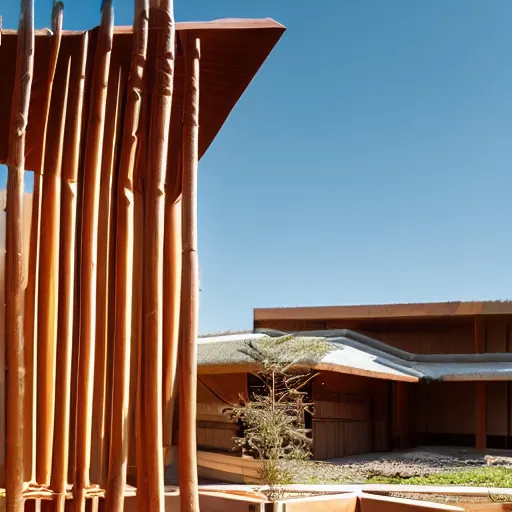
[197,451,263,484]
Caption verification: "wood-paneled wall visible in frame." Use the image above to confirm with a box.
[414,381,512,446]
[256,317,512,355]
[312,372,390,459]
[196,373,248,452]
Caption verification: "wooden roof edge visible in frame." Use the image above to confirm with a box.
[197,361,418,383]
[254,300,512,322]
[1,18,285,37]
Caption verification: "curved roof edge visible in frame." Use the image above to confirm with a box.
[197,329,512,382]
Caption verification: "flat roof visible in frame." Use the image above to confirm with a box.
[254,300,512,323]
[0,18,285,171]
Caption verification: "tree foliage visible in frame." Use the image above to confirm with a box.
[224,335,332,499]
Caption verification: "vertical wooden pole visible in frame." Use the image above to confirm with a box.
[163,154,182,466]
[36,13,70,487]
[105,1,148,511]
[90,65,123,489]
[178,35,201,512]
[391,381,409,450]
[75,3,113,511]
[23,1,63,485]
[474,318,487,450]
[6,0,34,510]
[51,32,89,512]
[143,1,176,510]
[134,111,148,512]
[0,190,6,488]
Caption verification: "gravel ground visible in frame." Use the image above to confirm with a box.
[282,446,512,484]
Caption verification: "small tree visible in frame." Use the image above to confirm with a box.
[224,335,331,500]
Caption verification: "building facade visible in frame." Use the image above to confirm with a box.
[196,301,512,463]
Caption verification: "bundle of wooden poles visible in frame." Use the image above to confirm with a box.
[3,0,200,510]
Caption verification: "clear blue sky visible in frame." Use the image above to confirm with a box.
[2,1,512,334]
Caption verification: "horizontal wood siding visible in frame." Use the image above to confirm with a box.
[197,451,262,484]
[312,372,390,459]
[196,373,248,452]
[256,316,512,355]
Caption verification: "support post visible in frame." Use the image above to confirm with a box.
[143,0,176,510]
[178,35,201,512]
[74,3,113,511]
[105,1,148,510]
[51,31,88,512]
[24,0,63,487]
[36,3,67,485]
[474,318,487,450]
[392,381,404,450]
[6,0,34,510]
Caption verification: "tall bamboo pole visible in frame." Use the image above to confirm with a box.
[105,1,148,511]
[23,1,63,485]
[144,0,176,509]
[51,32,88,512]
[91,64,123,489]
[178,35,200,512]
[75,3,113,511]
[36,20,70,489]
[6,0,34,510]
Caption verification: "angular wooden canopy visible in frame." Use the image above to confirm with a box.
[0,18,285,171]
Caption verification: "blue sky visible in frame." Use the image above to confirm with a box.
[3,0,512,334]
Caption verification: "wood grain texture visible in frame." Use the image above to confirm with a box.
[25,2,63,486]
[50,31,89,512]
[178,35,200,512]
[36,5,69,484]
[6,0,34,510]
[74,3,113,511]
[142,2,176,510]
[90,64,123,489]
[105,1,148,511]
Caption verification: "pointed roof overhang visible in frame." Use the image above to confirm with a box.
[0,18,285,171]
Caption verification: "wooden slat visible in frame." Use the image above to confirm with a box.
[6,0,34,510]
[105,1,148,510]
[133,74,149,510]
[90,64,123,488]
[142,1,177,510]
[474,319,487,450]
[24,2,63,486]
[162,156,182,466]
[74,3,114,511]
[179,34,200,512]
[51,31,89,512]
[36,4,68,485]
